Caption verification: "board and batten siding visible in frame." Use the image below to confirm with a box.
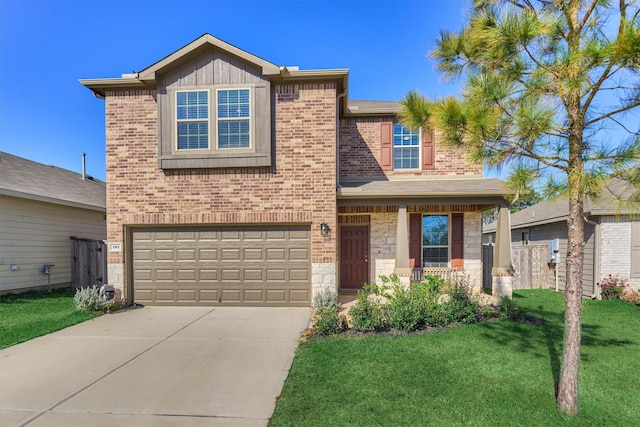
[510,221,596,296]
[157,48,272,169]
[0,195,106,293]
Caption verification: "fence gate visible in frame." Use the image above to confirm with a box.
[482,244,494,290]
[71,237,107,289]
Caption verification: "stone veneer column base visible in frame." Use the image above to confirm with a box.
[312,263,337,296]
[492,274,513,304]
[107,264,125,303]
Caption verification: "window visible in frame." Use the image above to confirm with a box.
[521,230,530,245]
[423,215,449,267]
[176,91,209,150]
[217,89,250,149]
[393,124,419,169]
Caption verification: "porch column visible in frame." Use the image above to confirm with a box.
[492,203,514,302]
[395,205,411,278]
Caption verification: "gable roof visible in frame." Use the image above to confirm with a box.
[80,33,349,98]
[484,177,640,232]
[0,152,106,212]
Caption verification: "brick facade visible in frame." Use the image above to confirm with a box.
[105,83,337,296]
[600,216,640,290]
[339,117,482,178]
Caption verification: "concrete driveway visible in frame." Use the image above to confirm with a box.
[0,306,311,427]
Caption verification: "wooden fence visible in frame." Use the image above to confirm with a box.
[482,244,549,290]
[70,237,107,289]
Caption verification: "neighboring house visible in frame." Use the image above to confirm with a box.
[0,152,106,294]
[81,34,513,307]
[484,177,640,296]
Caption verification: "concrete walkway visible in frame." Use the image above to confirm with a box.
[0,306,311,427]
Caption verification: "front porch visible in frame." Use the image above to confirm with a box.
[336,178,515,302]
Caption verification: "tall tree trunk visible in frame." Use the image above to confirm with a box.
[556,3,585,415]
[557,178,584,415]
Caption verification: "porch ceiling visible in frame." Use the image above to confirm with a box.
[337,178,512,207]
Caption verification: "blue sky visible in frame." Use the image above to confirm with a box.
[0,0,469,181]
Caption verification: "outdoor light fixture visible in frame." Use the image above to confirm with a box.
[320,222,330,237]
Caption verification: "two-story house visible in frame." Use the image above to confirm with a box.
[81,34,513,307]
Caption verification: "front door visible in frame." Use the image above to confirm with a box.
[340,226,369,289]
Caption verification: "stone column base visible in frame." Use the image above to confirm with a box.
[492,274,513,305]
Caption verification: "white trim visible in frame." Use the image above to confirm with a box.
[214,87,254,151]
[174,88,211,151]
[392,123,421,170]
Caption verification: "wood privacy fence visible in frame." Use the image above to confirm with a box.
[70,237,107,289]
[482,244,548,290]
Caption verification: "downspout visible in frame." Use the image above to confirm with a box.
[584,215,600,298]
[336,90,347,189]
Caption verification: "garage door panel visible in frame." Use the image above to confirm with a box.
[132,226,311,306]
[266,248,285,261]
[221,248,240,260]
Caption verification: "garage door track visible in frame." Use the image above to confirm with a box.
[0,306,311,426]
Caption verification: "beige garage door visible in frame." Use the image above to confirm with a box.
[132,226,311,306]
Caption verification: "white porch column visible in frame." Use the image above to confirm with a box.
[394,205,411,279]
[492,203,514,302]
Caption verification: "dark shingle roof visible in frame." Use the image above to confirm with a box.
[484,177,640,232]
[0,152,106,211]
[338,177,511,199]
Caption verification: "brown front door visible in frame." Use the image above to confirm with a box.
[340,226,369,289]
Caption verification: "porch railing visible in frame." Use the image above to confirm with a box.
[411,268,458,283]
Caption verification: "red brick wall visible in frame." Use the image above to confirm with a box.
[105,83,337,265]
[339,117,482,178]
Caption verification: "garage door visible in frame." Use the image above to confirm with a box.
[131,226,311,306]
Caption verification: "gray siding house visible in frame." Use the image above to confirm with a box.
[484,178,640,296]
[0,152,107,294]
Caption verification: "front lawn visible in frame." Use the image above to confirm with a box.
[270,290,640,426]
[0,288,101,349]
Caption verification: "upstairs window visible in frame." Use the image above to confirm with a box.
[217,89,251,149]
[423,215,449,267]
[392,124,420,169]
[176,91,209,150]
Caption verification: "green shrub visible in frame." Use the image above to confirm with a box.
[598,274,628,300]
[313,307,344,336]
[349,285,389,332]
[442,274,481,324]
[313,287,339,311]
[385,275,442,332]
[74,285,106,311]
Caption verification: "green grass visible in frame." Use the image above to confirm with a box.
[270,290,640,426]
[0,288,101,349]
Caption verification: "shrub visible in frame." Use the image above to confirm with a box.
[349,284,389,332]
[442,274,481,324]
[385,275,442,331]
[313,307,344,336]
[598,274,628,300]
[313,287,339,312]
[621,288,640,304]
[312,288,343,336]
[74,285,106,311]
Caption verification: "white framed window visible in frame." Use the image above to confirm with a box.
[176,90,209,150]
[393,124,420,169]
[216,88,251,149]
[423,215,449,267]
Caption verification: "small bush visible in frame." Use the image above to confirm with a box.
[349,285,389,332]
[598,274,628,300]
[74,285,106,311]
[621,288,640,304]
[385,275,442,331]
[313,287,339,312]
[442,274,481,324]
[313,307,344,336]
